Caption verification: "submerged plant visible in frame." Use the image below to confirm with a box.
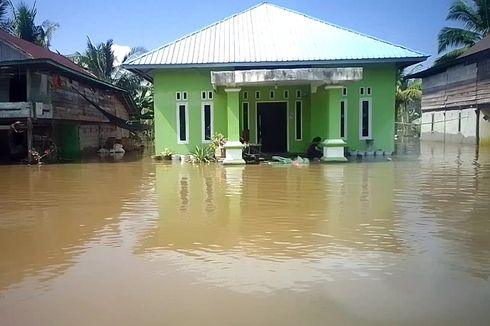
[190,145,214,164]
[210,133,226,150]
[152,147,174,160]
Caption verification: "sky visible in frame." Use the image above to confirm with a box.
[29,0,456,68]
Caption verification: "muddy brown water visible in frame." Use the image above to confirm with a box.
[1,142,489,325]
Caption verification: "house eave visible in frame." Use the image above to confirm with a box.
[124,56,427,78]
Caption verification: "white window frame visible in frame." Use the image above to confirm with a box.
[295,100,303,141]
[242,102,250,131]
[243,91,248,100]
[176,102,189,144]
[360,87,365,96]
[176,92,182,100]
[201,101,214,143]
[359,97,372,140]
[296,89,301,99]
[341,99,348,139]
[342,87,348,96]
[284,90,289,99]
[255,91,261,99]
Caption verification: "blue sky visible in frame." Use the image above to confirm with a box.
[32,0,455,66]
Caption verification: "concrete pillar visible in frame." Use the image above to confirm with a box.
[322,87,347,162]
[223,88,245,165]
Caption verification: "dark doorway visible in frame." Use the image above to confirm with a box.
[257,102,287,153]
[9,75,27,102]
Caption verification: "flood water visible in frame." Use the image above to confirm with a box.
[1,142,490,325]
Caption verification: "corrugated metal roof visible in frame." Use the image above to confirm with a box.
[126,3,426,68]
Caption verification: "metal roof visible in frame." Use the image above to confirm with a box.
[125,3,426,69]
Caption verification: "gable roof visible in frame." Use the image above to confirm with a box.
[0,28,92,76]
[125,3,426,70]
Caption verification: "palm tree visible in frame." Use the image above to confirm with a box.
[0,0,10,30]
[396,70,422,136]
[75,39,153,117]
[10,1,59,48]
[74,38,115,81]
[436,0,490,64]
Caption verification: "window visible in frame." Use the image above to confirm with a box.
[295,101,302,140]
[202,102,213,142]
[201,90,213,100]
[458,111,462,133]
[367,87,372,95]
[243,91,248,100]
[359,98,372,139]
[176,92,181,100]
[431,113,435,132]
[360,87,365,96]
[270,90,275,99]
[255,91,260,99]
[296,90,301,99]
[183,91,188,100]
[284,90,289,99]
[340,100,347,139]
[342,87,347,96]
[242,102,249,131]
[177,103,189,143]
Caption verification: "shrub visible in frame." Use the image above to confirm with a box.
[190,145,214,163]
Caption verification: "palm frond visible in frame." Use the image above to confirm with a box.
[446,0,483,31]
[434,47,468,65]
[437,26,481,53]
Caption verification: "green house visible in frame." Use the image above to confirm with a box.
[125,3,426,164]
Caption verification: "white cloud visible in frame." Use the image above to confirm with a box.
[112,44,131,66]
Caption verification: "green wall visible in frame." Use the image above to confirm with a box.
[342,65,397,153]
[153,64,397,155]
[57,124,80,160]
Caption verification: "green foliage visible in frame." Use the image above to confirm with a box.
[396,69,422,126]
[210,133,226,150]
[7,1,59,48]
[74,41,153,117]
[436,0,489,64]
[152,148,174,160]
[190,145,214,164]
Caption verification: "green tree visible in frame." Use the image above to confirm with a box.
[74,39,153,118]
[74,37,115,81]
[396,70,422,136]
[10,1,59,48]
[436,0,490,64]
[0,0,10,29]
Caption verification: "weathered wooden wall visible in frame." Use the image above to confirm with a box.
[422,58,490,112]
[50,74,129,122]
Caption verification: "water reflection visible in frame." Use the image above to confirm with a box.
[0,141,489,325]
[0,162,151,291]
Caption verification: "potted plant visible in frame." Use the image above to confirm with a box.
[210,133,226,159]
[152,148,174,160]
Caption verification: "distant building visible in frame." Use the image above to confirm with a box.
[0,29,140,163]
[411,35,490,146]
[125,3,426,163]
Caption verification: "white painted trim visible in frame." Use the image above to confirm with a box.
[255,100,290,152]
[295,100,303,141]
[341,99,348,140]
[176,102,189,144]
[284,90,289,99]
[359,97,372,140]
[201,101,214,143]
[242,102,250,131]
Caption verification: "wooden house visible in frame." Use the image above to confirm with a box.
[411,35,490,145]
[0,29,140,163]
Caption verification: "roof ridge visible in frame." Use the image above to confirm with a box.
[265,3,426,57]
[126,2,269,65]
